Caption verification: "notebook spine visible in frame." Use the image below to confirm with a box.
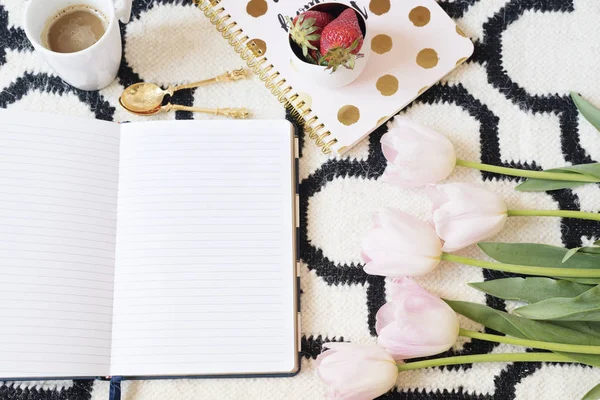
[194,0,338,155]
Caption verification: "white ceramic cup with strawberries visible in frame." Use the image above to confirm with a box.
[287,2,370,89]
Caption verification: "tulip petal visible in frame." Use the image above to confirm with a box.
[376,279,460,360]
[361,209,442,277]
[316,343,399,400]
[381,118,457,188]
[438,213,507,252]
[427,183,508,252]
[375,301,397,335]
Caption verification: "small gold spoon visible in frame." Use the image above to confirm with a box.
[119,68,249,114]
[118,99,249,118]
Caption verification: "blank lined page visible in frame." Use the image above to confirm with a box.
[112,120,296,377]
[0,110,118,378]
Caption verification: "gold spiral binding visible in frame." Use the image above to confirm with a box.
[194,0,338,155]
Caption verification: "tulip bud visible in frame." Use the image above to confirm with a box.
[381,117,456,188]
[376,278,460,360]
[361,209,442,277]
[316,342,398,399]
[426,183,508,252]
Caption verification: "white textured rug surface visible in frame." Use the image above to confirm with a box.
[1,0,600,399]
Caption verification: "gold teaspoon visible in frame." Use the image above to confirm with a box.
[119,68,249,114]
[118,98,249,119]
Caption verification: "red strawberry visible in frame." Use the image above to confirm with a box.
[319,8,364,72]
[287,11,334,58]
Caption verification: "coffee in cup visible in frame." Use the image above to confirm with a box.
[42,5,108,53]
[24,0,132,90]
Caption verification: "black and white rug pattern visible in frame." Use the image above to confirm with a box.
[1,0,600,399]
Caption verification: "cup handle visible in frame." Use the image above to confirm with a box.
[114,0,133,23]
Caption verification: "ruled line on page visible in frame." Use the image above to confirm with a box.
[0,289,113,300]
[0,299,113,307]
[0,137,118,153]
[0,184,117,198]
[0,161,119,176]
[0,121,120,137]
[1,324,112,333]
[0,192,117,206]
[0,315,112,323]
[0,272,114,284]
[0,232,116,245]
[0,152,119,168]
[0,170,118,185]
[0,130,119,146]
[0,257,114,268]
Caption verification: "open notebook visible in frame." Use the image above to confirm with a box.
[0,110,299,380]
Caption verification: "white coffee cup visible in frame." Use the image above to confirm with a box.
[23,0,133,91]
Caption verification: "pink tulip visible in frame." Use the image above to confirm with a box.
[376,278,459,360]
[381,117,456,188]
[316,342,398,400]
[361,209,442,277]
[427,183,508,252]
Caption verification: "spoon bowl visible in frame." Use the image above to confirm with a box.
[119,97,162,115]
[119,83,170,113]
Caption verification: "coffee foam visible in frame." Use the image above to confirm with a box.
[41,4,109,53]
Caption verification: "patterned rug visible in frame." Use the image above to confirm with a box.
[1,0,600,399]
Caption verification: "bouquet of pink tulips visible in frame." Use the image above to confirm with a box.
[315,114,600,400]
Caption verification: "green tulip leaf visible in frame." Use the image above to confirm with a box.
[580,246,600,255]
[514,285,600,321]
[552,321,600,339]
[582,382,600,400]
[563,247,583,263]
[572,92,600,133]
[516,162,600,192]
[559,277,600,285]
[468,278,593,303]
[445,299,600,367]
[478,242,600,270]
[516,179,585,192]
[551,163,600,179]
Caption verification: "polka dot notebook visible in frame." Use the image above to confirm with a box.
[197,0,473,156]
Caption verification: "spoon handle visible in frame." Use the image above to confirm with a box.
[163,103,250,119]
[168,68,249,93]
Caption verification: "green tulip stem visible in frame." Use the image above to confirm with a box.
[508,209,600,222]
[396,353,572,372]
[441,253,600,278]
[455,159,600,183]
[459,329,600,355]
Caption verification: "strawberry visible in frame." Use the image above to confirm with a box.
[319,8,364,72]
[287,11,334,57]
